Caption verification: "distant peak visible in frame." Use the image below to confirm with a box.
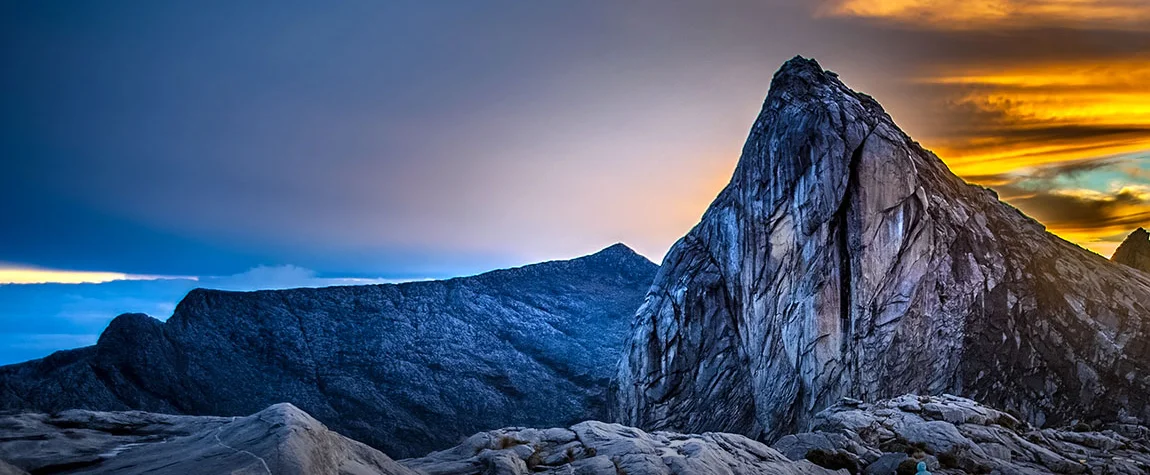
[1111,228,1150,272]
[583,243,656,268]
[1117,227,1149,248]
[598,243,637,255]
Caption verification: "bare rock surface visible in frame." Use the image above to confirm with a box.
[1112,228,1150,273]
[0,244,657,458]
[4,396,1145,474]
[614,56,1150,441]
[0,460,26,475]
[401,421,839,475]
[775,394,1150,474]
[0,403,416,475]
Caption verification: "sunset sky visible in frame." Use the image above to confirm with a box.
[1,1,1148,362]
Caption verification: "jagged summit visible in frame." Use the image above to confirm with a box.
[767,56,887,114]
[615,57,1150,442]
[1113,227,1150,273]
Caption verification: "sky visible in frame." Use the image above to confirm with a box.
[2,0,1149,363]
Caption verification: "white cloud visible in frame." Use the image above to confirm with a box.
[201,265,416,291]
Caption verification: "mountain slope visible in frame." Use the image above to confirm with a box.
[1113,228,1150,273]
[614,57,1150,441]
[0,244,657,458]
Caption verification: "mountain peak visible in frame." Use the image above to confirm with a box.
[1112,227,1150,272]
[765,55,887,119]
[580,242,655,268]
[596,242,637,257]
[615,56,1150,440]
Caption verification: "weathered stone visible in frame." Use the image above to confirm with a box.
[2,395,1145,474]
[0,461,26,475]
[0,403,416,475]
[0,244,657,458]
[863,452,907,475]
[614,56,1150,442]
[793,394,1150,474]
[403,420,840,475]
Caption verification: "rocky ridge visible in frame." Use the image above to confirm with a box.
[0,244,657,458]
[1112,228,1150,273]
[614,56,1150,441]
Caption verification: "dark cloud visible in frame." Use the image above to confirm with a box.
[963,155,1127,186]
[1001,187,1150,232]
[964,151,1150,255]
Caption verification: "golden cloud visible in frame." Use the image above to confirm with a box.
[909,59,1150,177]
[822,0,1150,29]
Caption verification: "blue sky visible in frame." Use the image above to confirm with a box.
[2,1,1148,364]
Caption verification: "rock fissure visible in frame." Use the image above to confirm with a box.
[213,417,272,475]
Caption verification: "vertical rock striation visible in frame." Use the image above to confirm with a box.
[614,57,1150,442]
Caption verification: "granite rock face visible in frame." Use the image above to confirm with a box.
[775,394,1150,474]
[0,244,657,458]
[402,420,838,475]
[1112,228,1150,273]
[0,403,416,475]
[614,57,1150,441]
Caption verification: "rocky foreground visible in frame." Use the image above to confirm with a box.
[775,394,1150,474]
[0,244,656,458]
[1,395,1146,474]
[0,403,416,475]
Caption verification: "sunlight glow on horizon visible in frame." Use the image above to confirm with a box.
[0,265,195,285]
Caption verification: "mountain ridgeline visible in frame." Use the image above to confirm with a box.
[0,244,657,458]
[613,57,1150,441]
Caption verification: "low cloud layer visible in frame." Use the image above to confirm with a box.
[0,265,413,365]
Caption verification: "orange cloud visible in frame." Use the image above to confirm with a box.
[907,59,1150,177]
[822,0,1150,29]
[999,184,1150,256]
